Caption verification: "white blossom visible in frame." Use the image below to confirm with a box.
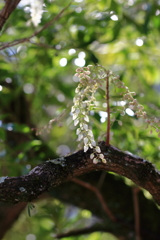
[76,128,81,135]
[71,106,75,113]
[93,158,99,164]
[73,114,78,120]
[89,144,93,148]
[95,146,101,153]
[84,137,88,144]
[91,140,96,146]
[88,130,93,137]
[84,145,89,152]
[75,109,80,114]
[83,123,88,130]
[99,154,104,159]
[82,110,86,115]
[82,102,87,108]
[90,153,95,159]
[84,71,90,75]
[75,88,80,93]
[84,115,89,122]
[77,134,83,141]
[102,158,106,163]
[74,119,79,126]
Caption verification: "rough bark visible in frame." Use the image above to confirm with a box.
[0,142,160,205]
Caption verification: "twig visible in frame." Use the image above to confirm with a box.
[30,42,55,49]
[54,225,111,239]
[97,171,107,190]
[72,178,117,222]
[132,187,141,240]
[0,2,72,50]
[106,73,110,145]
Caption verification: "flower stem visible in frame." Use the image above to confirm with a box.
[106,73,110,145]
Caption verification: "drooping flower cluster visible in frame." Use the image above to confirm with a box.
[71,65,160,165]
[71,65,106,164]
[111,76,160,136]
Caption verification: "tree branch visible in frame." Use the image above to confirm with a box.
[72,178,117,222]
[54,224,125,239]
[0,2,72,50]
[0,0,22,31]
[132,187,141,240]
[54,224,114,239]
[0,142,160,205]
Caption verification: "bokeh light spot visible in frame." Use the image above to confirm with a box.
[59,58,67,67]
[57,94,65,102]
[135,38,143,46]
[111,15,118,21]
[5,77,12,83]
[57,145,70,156]
[74,58,85,67]
[23,83,34,94]
[68,49,76,55]
[78,51,86,59]
[26,234,36,240]
[126,108,134,116]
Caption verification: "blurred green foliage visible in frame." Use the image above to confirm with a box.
[0,0,160,239]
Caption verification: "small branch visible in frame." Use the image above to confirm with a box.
[72,178,117,222]
[97,171,107,189]
[133,187,141,240]
[0,2,72,50]
[54,225,111,239]
[106,73,110,145]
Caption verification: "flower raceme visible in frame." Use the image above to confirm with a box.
[71,66,106,164]
[71,65,160,164]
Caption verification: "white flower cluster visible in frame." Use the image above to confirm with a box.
[71,64,160,165]
[30,0,44,27]
[71,65,106,164]
[111,76,160,136]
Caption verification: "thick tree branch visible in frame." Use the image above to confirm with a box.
[0,142,160,204]
[0,0,21,31]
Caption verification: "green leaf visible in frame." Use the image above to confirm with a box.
[27,202,35,217]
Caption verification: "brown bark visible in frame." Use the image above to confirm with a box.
[0,0,21,31]
[0,142,160,205]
